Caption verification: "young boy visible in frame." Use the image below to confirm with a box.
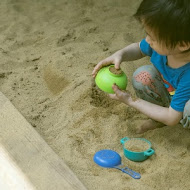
[92,0,190,134]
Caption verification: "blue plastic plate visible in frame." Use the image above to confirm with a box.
[93,149,121,168]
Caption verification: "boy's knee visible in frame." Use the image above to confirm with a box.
[180,100,190,129]
[132,65,158,88]
[184,100,190,116]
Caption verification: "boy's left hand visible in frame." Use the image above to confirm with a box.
[109,84,133,105]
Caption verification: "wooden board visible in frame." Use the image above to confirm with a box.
[0,92,87,190]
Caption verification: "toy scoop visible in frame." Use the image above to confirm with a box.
[93,149,141,179]
[95,65,128,93]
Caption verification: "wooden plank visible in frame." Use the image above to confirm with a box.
[0,92,87,190]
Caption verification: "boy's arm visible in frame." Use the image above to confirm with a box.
[129,98,182,126]
[92,42,145,77]
[119,42,145,62]
[110,84,183,126]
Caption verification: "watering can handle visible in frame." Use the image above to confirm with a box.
[120,137,130,144]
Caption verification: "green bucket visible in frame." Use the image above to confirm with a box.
[95,65,128,94]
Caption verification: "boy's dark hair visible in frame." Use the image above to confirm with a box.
[134,0,190,48]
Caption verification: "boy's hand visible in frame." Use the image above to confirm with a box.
[92,52,122,78]
[109,84,133,105]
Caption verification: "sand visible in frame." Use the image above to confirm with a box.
[0,0,190,189]
[124,139,150,152]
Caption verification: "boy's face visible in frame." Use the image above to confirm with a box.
[144,25,180,56]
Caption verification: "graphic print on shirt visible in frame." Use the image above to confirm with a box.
[160,74,175,96]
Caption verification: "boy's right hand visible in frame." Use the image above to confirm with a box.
[92,52,122,78]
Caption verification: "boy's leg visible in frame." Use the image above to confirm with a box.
[180,100,190,129]
[132,65,171,107]
[132,65,171,133]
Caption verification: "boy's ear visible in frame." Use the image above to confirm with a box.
[178,42,190,51]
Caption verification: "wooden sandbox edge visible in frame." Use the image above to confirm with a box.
[0,92,87,190]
